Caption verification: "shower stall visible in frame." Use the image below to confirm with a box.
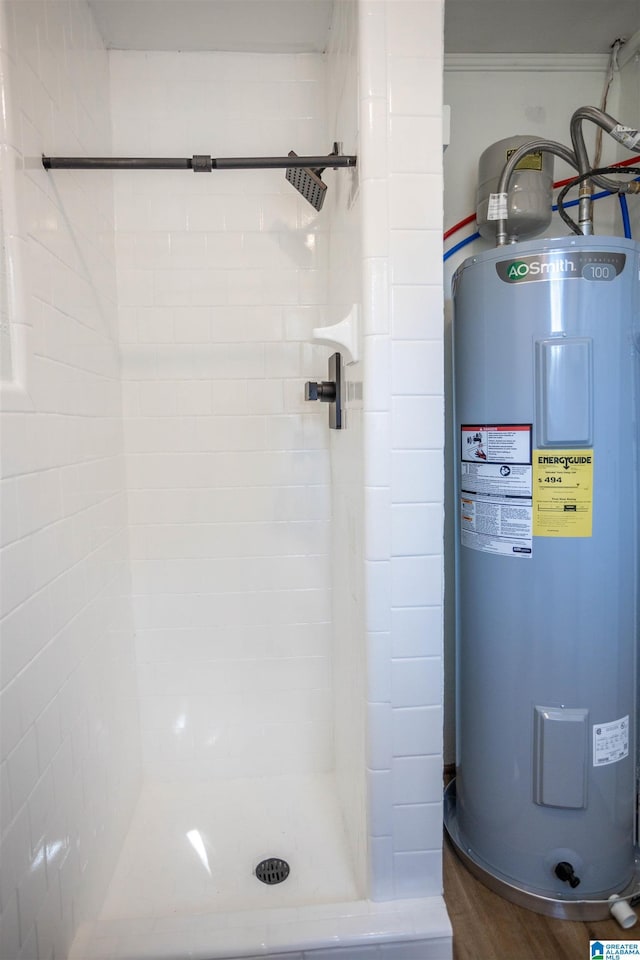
[0,2,449,958]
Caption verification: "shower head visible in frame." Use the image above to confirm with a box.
[286,151,327,211]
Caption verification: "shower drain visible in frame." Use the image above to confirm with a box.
[255,857,290,885]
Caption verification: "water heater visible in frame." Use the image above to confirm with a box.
[446,234,640,917]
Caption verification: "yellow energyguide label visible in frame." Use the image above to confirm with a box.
[533,449,593,537]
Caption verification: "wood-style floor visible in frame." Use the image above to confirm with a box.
[444,837,640,960]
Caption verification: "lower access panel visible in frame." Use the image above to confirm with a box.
[533,706,588,809]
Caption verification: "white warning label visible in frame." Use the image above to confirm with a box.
[593,716,629,767]
[487,192,508,220]
[460,424,533,557]
[461,461,532,498]
[612,124,640,150]
[460,496,532,557]
[461,425,531,465]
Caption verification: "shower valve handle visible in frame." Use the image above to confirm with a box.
[304,353,342,429]
[305,380,336,402]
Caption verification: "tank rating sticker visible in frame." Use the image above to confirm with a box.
[460,424,533,558]
[593,716,629,767]
[533,450,593,537]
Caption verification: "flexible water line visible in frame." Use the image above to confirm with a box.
[619,193,633,238]
[444,213,476,242]
[571,107,640,233]
[495,140,582,244]
[571,106,640,196]
[443,232,481,262]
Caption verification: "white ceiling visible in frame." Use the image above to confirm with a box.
[445,0,640,55]
[88,0,335,53]
[88,0,639,54]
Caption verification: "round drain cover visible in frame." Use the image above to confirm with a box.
[255,857,290,885]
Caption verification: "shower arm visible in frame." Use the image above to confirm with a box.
[42,153,357,172]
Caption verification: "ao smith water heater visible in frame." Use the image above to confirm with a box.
[445,107,640,920]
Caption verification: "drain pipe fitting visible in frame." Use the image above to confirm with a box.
[494,140,579,246]
[609,894,638,929]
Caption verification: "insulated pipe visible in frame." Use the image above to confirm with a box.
[494,140,579,245]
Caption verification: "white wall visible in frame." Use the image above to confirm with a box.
[360,0,446,901]
[617,52,640,237]
[0,2,141,958]
[112,49,336,781]
[324,0,368,896]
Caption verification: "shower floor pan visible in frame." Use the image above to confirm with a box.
[71,772,451,960]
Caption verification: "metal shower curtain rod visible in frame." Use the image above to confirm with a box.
[41,153,357,172]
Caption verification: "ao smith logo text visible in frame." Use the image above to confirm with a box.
[496,252,625,284]
[507,258,575,281]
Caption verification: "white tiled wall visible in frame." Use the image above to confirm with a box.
[111,50,336,780]
[360,0,446,901]
[324,0,369,898]
[0,2,140,958]
[111,0,447,905]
